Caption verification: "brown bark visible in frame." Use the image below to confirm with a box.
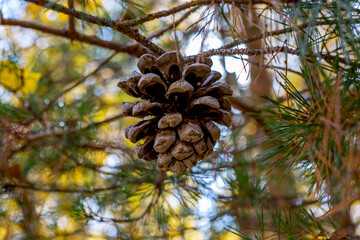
[237,6,273,99]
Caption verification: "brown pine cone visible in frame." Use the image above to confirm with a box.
[118,51,232,175]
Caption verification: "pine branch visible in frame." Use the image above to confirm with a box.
[185,46,297,59]
[118,0,298,27]
[222,18,360,49]
[1,183,119,193]
[9,136,133,158]
[85,202,153,223]
[24,0,166,56]
[0,17,148,57]
[71,142,132,153]
[146,7,199,39]
[24,52,117,125]
[23,0,299,55]
[0,7,197,61]
[185,46,358,67]
[85,195,157,223]
[84,174,164,224]
[26,0,299,28]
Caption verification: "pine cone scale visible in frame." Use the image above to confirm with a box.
[153,129,176,153]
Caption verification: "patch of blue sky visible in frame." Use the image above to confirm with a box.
[0,0,27,19]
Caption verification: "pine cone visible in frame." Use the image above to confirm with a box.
[118,51,232,175]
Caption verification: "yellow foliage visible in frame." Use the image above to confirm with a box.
[280,73,306,106]
[126,186,154,217]
[25,4,42,19]
[73,55,89,74]
[26,2,68,24]
[124,138,137,148]
[57,172,71,187]
[2,198,20,219]
[0,62,41,94]
[219,232,241,240]
[303,233,330,239]
[102,92,121,105]
[56,167,89,187]
[0,227,6,239]
[184,216,197,229]
[73,0,99,11]
[84,150,108,164]
[184,230,205,240]
[57,12,68,22]
[287,72,305,91]
[93,107,109,122]
[72,167,87,186]
[38,167,54,184]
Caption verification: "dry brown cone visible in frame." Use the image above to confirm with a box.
[118,51,232,175]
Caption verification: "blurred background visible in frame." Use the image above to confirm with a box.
[1,0,360,239]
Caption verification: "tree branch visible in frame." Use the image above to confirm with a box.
[1,183,118,193]
[119,0,299,27]
[221,18,360,49]
[185,46,300,63]
[24,0,299,55]
[24,0,166,56]
[25,0,298,28]
[0,18,148,57]
[185,46,358,67]
[67,0,75,38]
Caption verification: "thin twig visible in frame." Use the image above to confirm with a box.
[27,113,124,142]
[24,52,118,125]
[85,197,153,223]
[146,7,199,39]
[245,59,303,76]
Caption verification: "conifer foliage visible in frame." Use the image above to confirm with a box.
[0,0,360,239]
